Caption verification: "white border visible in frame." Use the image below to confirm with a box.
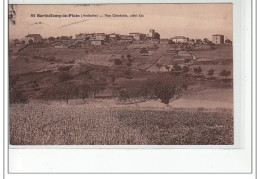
[3,0,254,175]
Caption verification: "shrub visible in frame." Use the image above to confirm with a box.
[114,59,122,66]
[193,66,202,75]
[207,69,215,77]
[140,48,148,54]
[182,66,190,74]
[219,70,231,78]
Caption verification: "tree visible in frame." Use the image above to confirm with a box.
[171,63,182,75]
[118,89,130,104]
[126,54,133,66]
[55,83,78,104]
[225,39,232,44]
[219,70,231,78]
[165,65,170,72]
[28,39,33,44]
[48,37,55,41]
[9,74,29,104]
[154,32,160,40]
[184,59,191,64]
[117,84,151,105]
[182,66,190,74]
[196,39,202,44]
[78,83,91,103]
[207,69,215,77]
[9,74,19,90]
[155,63,162,72]
[152,79,185,106]
[126,54,131,59]
[140,48,149,54]
[114,59,122,66]
[9,89,28,104]
[193,66,202,76]
[90,79,106,98]
[110,74,116,85]
[203,38,210,44]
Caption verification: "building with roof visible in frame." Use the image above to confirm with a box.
[90,40,104,46]
[170,36,189,43]
[109,33,120,41]
[212,34,224,44]
[95,33,109,41]
[129,32,146,41]
[25,34,43,44]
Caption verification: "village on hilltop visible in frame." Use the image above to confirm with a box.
[10,29,232,49]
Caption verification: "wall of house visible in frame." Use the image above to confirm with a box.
[212,35,224,44]
[90,40,103,45]
[172,38,188,43]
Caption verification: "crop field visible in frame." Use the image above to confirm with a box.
[10,103,233,145]
[190,45,233,60]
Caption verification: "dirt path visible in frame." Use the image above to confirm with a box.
[141,44,170,71]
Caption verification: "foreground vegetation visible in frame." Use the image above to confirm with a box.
[10,104,233,145]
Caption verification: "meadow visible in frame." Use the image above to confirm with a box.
[10,103,233,145]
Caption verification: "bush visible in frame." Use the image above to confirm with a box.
[140,48,148,54]
[193,66,202,75]
[114,59,122,66]
[207,68,215,77]
[219,70,231,78]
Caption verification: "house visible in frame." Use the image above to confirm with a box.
[129,32,146,41]
[95,33,108,41]
[147,29,155,38]
[146,29,160,41]
[120,35,134,41]
[109,33,120,41]
[212,34,224,44]
[90,40,104,46]
[170,36,189,43]
[25,34,43,44]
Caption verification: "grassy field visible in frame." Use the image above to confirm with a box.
[190,45,233,60]
[10,103,233,145]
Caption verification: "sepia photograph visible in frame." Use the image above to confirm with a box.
[8,4,233,145]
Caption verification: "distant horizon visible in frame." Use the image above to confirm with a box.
[9,4,233,40]
[9,31,231,41]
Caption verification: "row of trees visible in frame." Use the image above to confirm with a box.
[41,80,106,104]
[189,38,232,45]
[155,63,231,79]
[117,76,189,106]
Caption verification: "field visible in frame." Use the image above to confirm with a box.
[9,41,233,145]
[10,103,233,145]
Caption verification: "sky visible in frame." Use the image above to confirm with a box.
[9,4,233,40]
